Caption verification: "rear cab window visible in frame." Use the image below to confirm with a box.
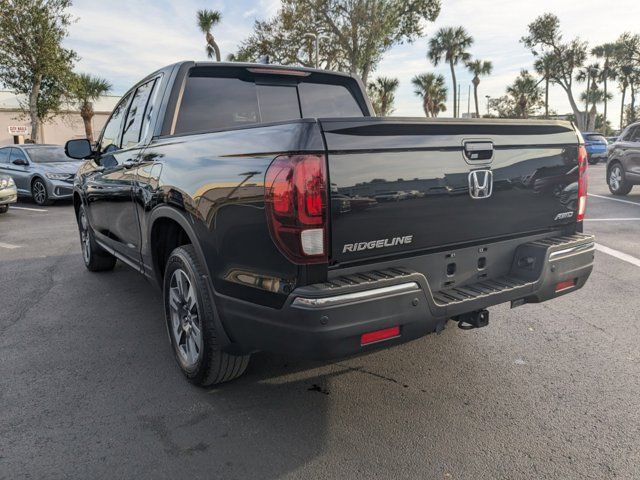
[173,66,366,135]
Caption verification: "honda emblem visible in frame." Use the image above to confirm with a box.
[468,169,493,199]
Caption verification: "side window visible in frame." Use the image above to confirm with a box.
[99,93,132,153]
[121,79,157,149]
[175,76,260,134]
[623,127,637,142]
[631,127,640,142]
[0,148,9,164]
[9,148,28,163]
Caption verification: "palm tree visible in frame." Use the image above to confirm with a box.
[576,63,601,130]
[506,70,543,119]
[592,43,618,133]
[428,27,473,118]
[367,77,399,116]
[580,88,613,132]
[464,60,492,118]
[69,73,112,144]
[411,73,448,117]
[197,9,222,61]
[534,53,555,118]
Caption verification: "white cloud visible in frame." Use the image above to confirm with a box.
[62,0,639,129]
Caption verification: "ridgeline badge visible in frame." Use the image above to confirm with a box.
[343,235,414,253]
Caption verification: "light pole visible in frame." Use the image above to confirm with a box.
[485,95,491,117]
[303,33,328,69]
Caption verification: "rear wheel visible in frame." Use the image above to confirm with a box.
[77,205,117,271]
[164,245,250,386]
[587,155,600,165]
[0,204,8,214]
[31,178,53,206]
[608,163,633,196]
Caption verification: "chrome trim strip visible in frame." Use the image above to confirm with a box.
[549,241,595,259]
[292,282,420,308]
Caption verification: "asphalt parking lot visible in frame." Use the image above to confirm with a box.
[1,163,639,479]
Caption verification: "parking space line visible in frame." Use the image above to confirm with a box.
[0,241,21,249]
[11,206,48,212]
[585,218,640,222]
[588,193,640,207]
[595,243,640,268]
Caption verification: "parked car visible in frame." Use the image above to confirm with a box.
[66,61,594,386]
[606,121,640,195]
[0,174,17,214]
[0,144,83,205]
[606,136,618,144]
[581,132,608,164]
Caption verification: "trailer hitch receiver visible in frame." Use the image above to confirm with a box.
[453,309,489,330]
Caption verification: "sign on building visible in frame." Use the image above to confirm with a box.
[8,125,30,135]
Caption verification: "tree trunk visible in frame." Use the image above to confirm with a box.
[565,87,585,130]
[620,85,627,129]
[380,97,388,117]
[423,97,429,118]
[80,102,94,143]
[544,78,549,118]
[212,41,221,62]
[589,104,597,131]
[584,72,590,130]
[449,60,457,118]
[603,77,608,133]
[473,83,479,118]
[206,32,221,61]
[29,76,42,143]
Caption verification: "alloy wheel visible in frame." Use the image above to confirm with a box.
[168,268,203,368]
[32,180,47,205]
[79,209,91,265]
[609,166,622,191]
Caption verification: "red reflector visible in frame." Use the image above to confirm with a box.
[555,279,576,292]
[361,326,400,346]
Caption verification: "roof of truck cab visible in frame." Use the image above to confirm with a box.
[189,61,357,78]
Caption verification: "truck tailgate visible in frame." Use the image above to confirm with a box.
[320,118,581,264]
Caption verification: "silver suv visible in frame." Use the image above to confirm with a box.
[0,145,83,205]
[607,122,640,196]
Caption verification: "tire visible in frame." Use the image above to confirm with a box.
[608,163,633,196]
[164,245,250,386]
[587,155,600,165]
[76,205,117,271]
[31,178,53,206]
[0,204,8,214]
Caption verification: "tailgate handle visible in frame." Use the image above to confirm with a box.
[463,141,494,161]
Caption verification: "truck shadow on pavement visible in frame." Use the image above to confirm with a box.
[2,251,630,479]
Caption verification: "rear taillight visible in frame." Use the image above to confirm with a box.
[577,145,588,222]
[265,154,328,264]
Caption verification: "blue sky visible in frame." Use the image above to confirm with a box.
[65,0,640,129]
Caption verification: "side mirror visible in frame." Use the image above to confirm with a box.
[12,158,28,166]
[65,138,93,159]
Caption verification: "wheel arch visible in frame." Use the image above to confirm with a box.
[147,205,232,348]
[147,205,211,285]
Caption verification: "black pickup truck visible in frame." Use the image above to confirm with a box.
[66,61,595,386]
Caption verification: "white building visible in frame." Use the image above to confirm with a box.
[0,91,121,145]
